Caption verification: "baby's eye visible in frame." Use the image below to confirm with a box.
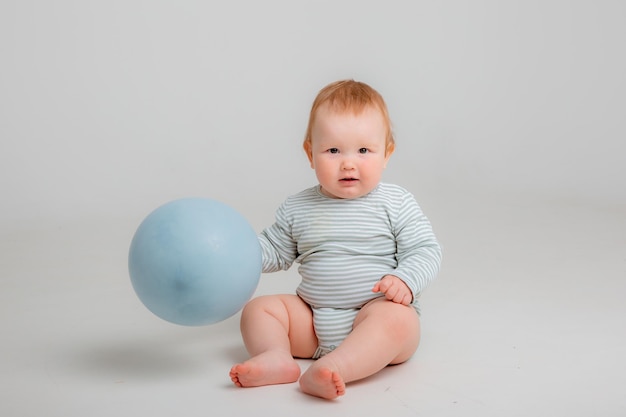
[328,148,339,154]
[358,148,368,154]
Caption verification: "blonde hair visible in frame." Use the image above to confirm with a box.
[303,80,395,156]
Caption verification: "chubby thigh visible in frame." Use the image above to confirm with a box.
[240,294,419,364]
[244,294,319,358]
[353,297,421,364]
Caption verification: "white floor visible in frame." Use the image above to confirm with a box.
[2,189,625,416]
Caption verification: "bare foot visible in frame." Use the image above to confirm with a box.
[299,365,346,399]
[230,350,301,387]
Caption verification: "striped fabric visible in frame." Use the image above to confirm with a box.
[259,183,442,312]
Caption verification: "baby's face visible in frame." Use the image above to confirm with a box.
[307,104,391,199]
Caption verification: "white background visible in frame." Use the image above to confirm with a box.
[1,0,624,230]
[1,2,625,416]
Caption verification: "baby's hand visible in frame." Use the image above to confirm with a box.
[372,275,413,306]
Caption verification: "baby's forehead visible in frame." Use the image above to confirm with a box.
[314,102,387,129]
[318,101,381,116]
[312,105,387,141]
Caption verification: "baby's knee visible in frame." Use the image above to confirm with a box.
[240,295,272,320]
[241,294,303,323]
[365,300,419,333]
[242,295,276,313]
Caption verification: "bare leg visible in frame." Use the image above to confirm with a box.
[229,294,317,388]
[299,298,420,399]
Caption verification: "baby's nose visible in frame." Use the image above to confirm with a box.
[341,157,355,170]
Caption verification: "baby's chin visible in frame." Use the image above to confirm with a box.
[320,182,376,199]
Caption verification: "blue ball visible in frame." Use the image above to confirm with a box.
[128,198,261,326]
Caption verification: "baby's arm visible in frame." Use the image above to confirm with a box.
[372,275,413,306]
[390,192,442,301]
[258,203,298,273]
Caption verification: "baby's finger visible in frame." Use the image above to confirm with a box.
[373,277,391,293]
[398,293,411,305]
[384,285,398,300]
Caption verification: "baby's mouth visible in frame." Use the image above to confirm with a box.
[340,177,358,182]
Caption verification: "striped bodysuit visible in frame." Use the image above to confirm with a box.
[259,183,442,358]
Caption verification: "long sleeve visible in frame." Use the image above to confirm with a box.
[258,202,298,273]
[391,192,442,301]
[253,184,441,311]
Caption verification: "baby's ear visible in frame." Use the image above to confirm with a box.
[386,141,395,157]
[303,140,314,167]
[384,141,395,167]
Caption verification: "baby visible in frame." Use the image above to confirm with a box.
[230,79,442,399]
